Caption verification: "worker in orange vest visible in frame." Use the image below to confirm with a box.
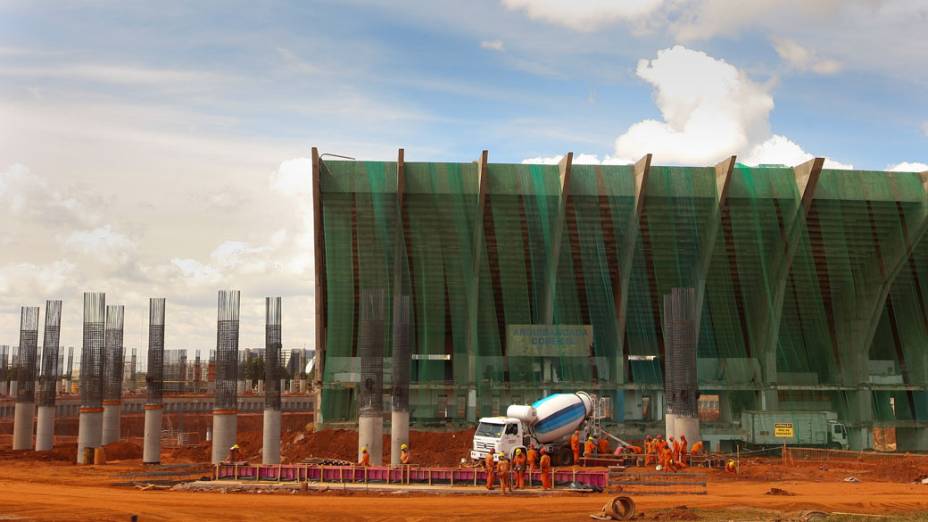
[644,435,654,465]
[400,443,410,465]
[358,447,370,467]
[526,443,539,483]
[484,451,496,490]
[672,436,682,462]
[584,436,596,464]
[690,440,704,456]
[539,447,553,490]
[512,448,527,489]
[598,436,610,455]
[570,430,581,465]
[497,452,511,494]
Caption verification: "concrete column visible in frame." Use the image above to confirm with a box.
[896,427,928,451]
[77,408,103,463]
[664,413,678,439]
[211,410,238,464]
[674,416,701,445]
[0,381,8,396]
[102,400,121,445]
[12,402,34,450]
[390,409,409,466]
[10,381,17,397]
[358,414,383,465]
[143,405,162,464]
[262,408,281,464]
[35,405,55,451]
[237,380,245,394]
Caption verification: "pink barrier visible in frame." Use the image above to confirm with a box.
[215,463,607,489]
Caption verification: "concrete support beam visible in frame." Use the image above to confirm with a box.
[311,146,327,426]
[143,405,162,464]
[262,408,281,464]
[77,408,103,464]
[102,400,121,445]
[35,405,54,451]
[464,150,488,422]
[540,152,573,324]
[13,401,34,450]
[211,410,238,465]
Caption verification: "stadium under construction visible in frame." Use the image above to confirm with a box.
[312,148,928,451]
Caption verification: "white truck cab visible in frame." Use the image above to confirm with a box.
[470,416,526,462]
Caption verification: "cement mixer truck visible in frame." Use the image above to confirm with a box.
[471,391,597,466]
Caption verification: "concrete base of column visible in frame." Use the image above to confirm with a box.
[673,415,701,445]
[13,402,35,450]
[0,381,8,396]
[390,409,409,466]
[848,427,871,450]
[77,409,103,464]
[211,411,238,464]
[262,408,281,464]
[896,427,928,451]
[143,405,163,464]
[35,405,55,451]
[358,414,383,465]
[10,381,17,397]
[664,412,678,439]
[102,401,122,445]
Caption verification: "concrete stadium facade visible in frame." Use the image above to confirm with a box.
[312,148,928,451]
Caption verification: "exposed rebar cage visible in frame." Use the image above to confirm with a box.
[80,292,106,408]
[146,298,166,404]
[265,297,283,409]
[16,307,40,403]
[103,305,125,401]
[358,289,385,416]
[391,296,411,411]
[66,346,74,387]
[215,290,241,410]
[37,300,62,407]
[663,288,698,418]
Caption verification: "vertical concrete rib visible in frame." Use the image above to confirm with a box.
[391,148,413,458]
[311,147,328,426]
[464,150,487,422]
[540,152,573,324]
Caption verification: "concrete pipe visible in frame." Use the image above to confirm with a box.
[12,401,35,450]
[35,405,55,451]
[143,404,163,464]
[211,410,238,465]
[262,408,281,465]
[77,408,103,464]
[102,400,122,445]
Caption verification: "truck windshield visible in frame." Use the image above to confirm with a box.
[475,422,505,438]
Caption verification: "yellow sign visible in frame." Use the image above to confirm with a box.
[774,423,794,438]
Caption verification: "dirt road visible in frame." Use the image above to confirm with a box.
[0,460,926,521]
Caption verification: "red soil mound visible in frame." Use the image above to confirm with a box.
[102,441,142,461]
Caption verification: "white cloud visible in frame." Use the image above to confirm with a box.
[521,153,631,165]
[502,0,663,32]
[0,63,224,86]
[773,38,842,75]
[887,162,928,172]
[65,225,136,258]
[480,40,505,51]
[614,46,773,165]
[271,157,312,196]
[742,135,853,170]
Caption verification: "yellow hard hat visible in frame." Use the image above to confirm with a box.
[588,436,594,441]
[515,448,522,455]
[230,444,240,450]
[401,443,408,450]
[361,446,368,452]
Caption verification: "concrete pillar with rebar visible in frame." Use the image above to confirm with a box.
[36,300,62,451]
[663,288,701,444]
[143,298,166,464]
[212,290,240,464]
[13,306,39,451]
[78,292,106,463]
[102,305,125,445]
[390,296,411,466]
[358,290,385,465]
[263,297,282,465]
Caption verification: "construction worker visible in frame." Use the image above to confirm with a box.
[570,430,581,465]
[526,443,538,486]
[512,448,527,489]
[227,443,240,463]
[679,434,688,466]
[484,451,496,490]
[497,452,511,494]
[598,435,610,455]
[690,440,704,456]
[400,443,410,465]
[358,446,371,467]
[672,436,681,462]
[644,435,654,465]
[584,436,596,464]
[539,447,552,490]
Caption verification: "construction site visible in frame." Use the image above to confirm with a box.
[0,149,927,520]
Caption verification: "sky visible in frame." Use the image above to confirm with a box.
[0,0,926,357]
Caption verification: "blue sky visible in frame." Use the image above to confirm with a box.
[0,0,926,352]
